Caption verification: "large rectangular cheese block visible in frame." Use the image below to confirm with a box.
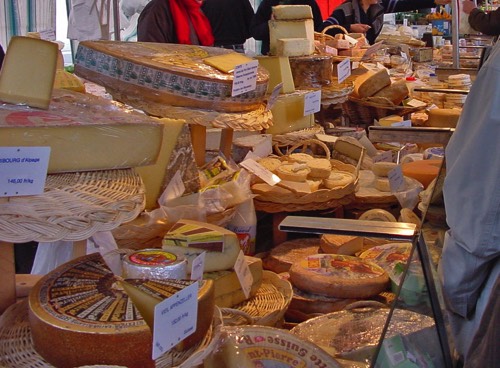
[269,19,314,56]
[353,68,391,98]
[203,256,263,307]
[272,5,313,20]
[135,120,200,210]
[74,41,269,113]
[256,56,295,94]
[0,36,58,109]
[266,90,315,135]
[0,89,163,173]
[277,38,314,57]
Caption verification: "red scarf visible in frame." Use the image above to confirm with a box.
[169,0,214,46]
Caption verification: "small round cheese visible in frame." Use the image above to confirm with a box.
[306,158,332,179]
[276,163,311,182]
[374,177,391,192]
[372,161,397,177]
[323,171,355,189]
[258,157,282,173]
[359,208,397,222]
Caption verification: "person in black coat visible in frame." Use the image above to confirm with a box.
[323,0,450,44]
[462,0,500,36]
[250,0,324,55]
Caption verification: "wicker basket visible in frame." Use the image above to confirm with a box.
[220,271,293,327]
[343,95,427,128]
[0,300,220,368]
[315,25,366,62]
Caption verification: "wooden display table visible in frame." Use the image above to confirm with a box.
[0,169,145,313]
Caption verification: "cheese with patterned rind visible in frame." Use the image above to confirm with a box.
[359,242,411,274]
[263,238,321,273]
[162,219,240,272]
[289,254,390,298]
[0,89,163,173]
[74,41,269,113]
[0,36,58,109]
[28,253,214,368]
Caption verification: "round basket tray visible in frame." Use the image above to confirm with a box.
[220,271,293,327]
[0,300,220,368]
[0,169,145,243]
[271,125,325,147]
[321,82,355,105]
[109,90,272,132]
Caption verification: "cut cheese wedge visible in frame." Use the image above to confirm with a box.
[0,36,58,109]
[203,52,254,73]
[353,68,391,98]
[320,234,363,255]
[162,219,240,272]
[266,90,314,134]
[256,56,295,94]
[269,19,315,56]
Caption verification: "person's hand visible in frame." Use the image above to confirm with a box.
[350,23,371,33]
[461,0,477,14]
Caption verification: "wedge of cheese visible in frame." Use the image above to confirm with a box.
[353,69,391,98]
[136,120,200,210]
[256,56,295,94]
[265,90,314,135]
[269,19,315,56]
[0,89,163,173]
[203,52,254,73]
[0,36,59,109]
[320,234,364,255]
[162,219,240,272]
[373,79,410,105]
[74,41,269,113]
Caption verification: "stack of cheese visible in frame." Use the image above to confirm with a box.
[353,68,410,106]
[326,33,367,58]
[162,219,264,308]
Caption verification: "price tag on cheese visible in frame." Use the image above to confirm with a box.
[191,252,206,281]
[266,82,283,111]
[153,281,199,359]
[405,99,427,108]
[361,41,384,61]
[337,58,351,84]
[240,158,281,186]
[0,147,50,197]
[234,250,253,299]
[388,165,406,193]
[232,60,259,97]
[303,90,321,115]
[373,150,393,163]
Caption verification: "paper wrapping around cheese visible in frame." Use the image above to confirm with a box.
[74,41,269,113]
[136,121,200,210]
[256,56,295,94]
[269,19,315,56]
[0,89,163,173]
[265,90,315,135]
[28,253,215,368]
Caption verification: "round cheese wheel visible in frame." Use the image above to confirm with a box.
[402,159,442,188]
[371,161,397,177]
[358,208,397,222]
[307,158,332,179]
[288,152,314,164]
[359,242,412,274]
[289,286,358,317]
[258,157,282,173]
[276,163,310,182]
[374,177,391,192]
[399,208,422,228]
[122,249,187,279]
[29,253,215,368]
[323,171,356,189]
[263,238,321,274]
[289,254,390,299]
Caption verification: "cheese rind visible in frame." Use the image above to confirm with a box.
[0,36,58,109]
[277,38,314,57]
[353,69,391,98]
[272,5,313,20]
[203,53,254,73]
[320,234,363,255]
[373,79,410,105]
[162,219,240,272]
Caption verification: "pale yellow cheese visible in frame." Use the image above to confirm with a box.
[272,5,313,20]
[277,38,314,57]
[0,36,58,109]
[203,52,254,73]
[256,56,295,94]
[269,19,315,56]
[265,90,314,135]
[378,115,404,126]
[0,89,164,173]
[353,69,391,98]
[306,158,332,179]
[374,177,392,192]
[372,161,397,177]
[320,234,364,255]
[276,163,311,182]
[162,219,240,272]
[53,69,86,93]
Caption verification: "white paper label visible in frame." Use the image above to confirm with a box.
[388,165,406,192]
[0,147,50,197]
[232,60,259,97]
[337,58,351,84]
[266,82,283,111]
[191,252,206,281]
[153,281,199,360]
[240,159,281,186]
[362,41,384,61]
[406,99,427,108]
[234,250,253,299]
[344,34,357,45]
[392,120,412,127]
[304,90,321,115]
[373,150,393,163]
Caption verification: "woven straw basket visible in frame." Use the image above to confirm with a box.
[315,25,366,62]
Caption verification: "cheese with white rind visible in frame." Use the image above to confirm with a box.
[74,41,269,113]
[162,219,240,272]
[0,89,163,173]
[28,253,215,368]
[268,19,315,56]
[359,208,397,222]
[272,5,313,20]
[289,254,390,299]
[372,161,397,177]
[276,38,314,57]
[256,56,295,94]
[374,177,391,192]
[0,36,58,109]
[275,163,311,182]
[353,69,391,98]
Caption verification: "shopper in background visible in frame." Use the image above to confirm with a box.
[462,0,500,36]
[250,0,324,55]
[439,39,500,367]
[137,0,214,45]
[202,0,254,53]
[322,0,451,44]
